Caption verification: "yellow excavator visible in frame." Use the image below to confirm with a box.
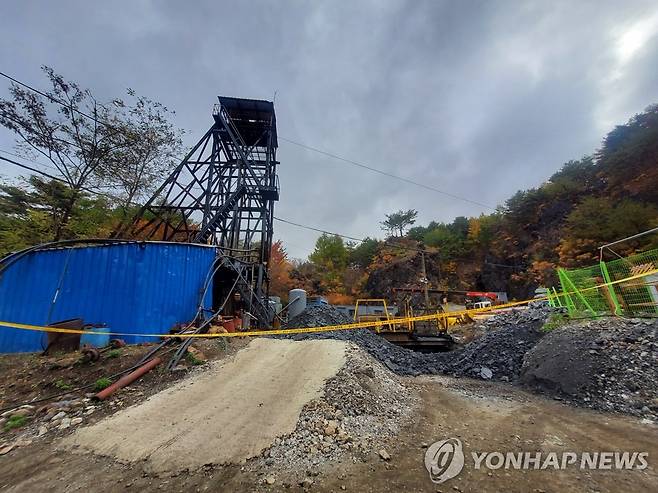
[353,296,461,351]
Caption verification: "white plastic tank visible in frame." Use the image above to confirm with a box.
[288,289,307,320]
[269,296,283,315]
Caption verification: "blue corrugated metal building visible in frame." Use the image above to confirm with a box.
[0,242,216,353]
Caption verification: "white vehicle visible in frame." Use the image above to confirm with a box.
[472,300,492,309]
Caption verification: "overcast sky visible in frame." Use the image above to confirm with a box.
[1,1,658,258]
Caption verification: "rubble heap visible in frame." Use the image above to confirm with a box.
[442,306,550,381]
[250,345,418,484]
[521,317,658,418]
[284,304,354,328]
[284,304,551,382]
[286,305,658,420]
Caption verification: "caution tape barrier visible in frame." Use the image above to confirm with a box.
[0,268,656,340]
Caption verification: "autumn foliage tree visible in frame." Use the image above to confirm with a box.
[268,240,293,299]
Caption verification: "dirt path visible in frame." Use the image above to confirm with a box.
[317,376,658,492]
[62,339,347,472]
[1,359,656,492]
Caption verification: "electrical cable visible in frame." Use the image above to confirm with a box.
[279,136,496,210]
[0,70,111,129]
[0,154,137,205]
[0,70,495,212]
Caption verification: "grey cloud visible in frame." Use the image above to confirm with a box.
[1,0,657,258]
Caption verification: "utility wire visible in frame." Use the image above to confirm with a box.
[0,71,494,252]
[0,70,108,128]
[279,137,496,210]
[274,216,425,253]
[274,216,364,243]
[0,154,129,204]
[3,154,424,255]
[0,155,64,183]
[1,70,496,211]
[0,148,59,172]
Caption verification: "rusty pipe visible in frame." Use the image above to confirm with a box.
[94,357,162,400]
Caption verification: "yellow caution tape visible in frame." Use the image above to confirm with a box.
[0,268,656,340]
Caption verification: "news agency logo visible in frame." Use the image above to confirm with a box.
[424,437,649,485]
[424,438,465,484]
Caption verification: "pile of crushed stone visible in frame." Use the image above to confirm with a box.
[286,305,658,420]
[284,304,354,328]
[248,344,418,486]
[283,304,551,382]
[444,307,549,381]
[521,317,658,419]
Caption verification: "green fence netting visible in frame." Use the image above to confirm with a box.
[553,248,658,317]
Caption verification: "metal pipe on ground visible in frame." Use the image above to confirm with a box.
[94,357,162,400]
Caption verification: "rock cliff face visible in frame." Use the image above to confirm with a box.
[363,249,524,301]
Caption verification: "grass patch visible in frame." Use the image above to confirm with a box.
[4,415,29,431]
[94,377,113,391]
[542,313,570,332]
[54,379,73,391]
[185,351,204,366]
[106,349,122,359]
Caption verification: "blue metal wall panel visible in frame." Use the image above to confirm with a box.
[0,243,216,353]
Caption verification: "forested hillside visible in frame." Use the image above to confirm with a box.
[2,99,657,301]
[284,105,658,300]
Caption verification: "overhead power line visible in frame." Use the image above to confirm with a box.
[1,70,495,212]
[0,155,63,183]
[3,154,426,254]
[279,137,496,210]
[274,216,364,243]
[0,149,59,172]
[0,70,107,128]
[274,216,425,253]
[0,154,127,204]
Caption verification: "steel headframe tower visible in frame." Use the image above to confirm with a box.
[118,96,279,326]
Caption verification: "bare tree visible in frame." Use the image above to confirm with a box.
[0,67,184,239]
[99,90,183,214]
[0,67,118,239]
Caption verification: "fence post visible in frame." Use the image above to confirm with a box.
[599,260,622,316]
[558,267,597,317]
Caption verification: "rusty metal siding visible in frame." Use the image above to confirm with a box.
[0,243,216,353]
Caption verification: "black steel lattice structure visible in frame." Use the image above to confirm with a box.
[117,96,279,326]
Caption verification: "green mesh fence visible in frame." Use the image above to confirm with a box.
[556,248,658,317]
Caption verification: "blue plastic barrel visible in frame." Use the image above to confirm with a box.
[80,330,110,349]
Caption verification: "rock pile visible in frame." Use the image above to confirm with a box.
[521,317,658,419]
[0,394,101,456]
[286,305,658,420]
[0,395,97,438]
[284,304,354,329]
[442,306,550,381]
[284,304,552,382]
[251,345,418,484]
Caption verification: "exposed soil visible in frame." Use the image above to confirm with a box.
[62,339,347,472]
[0,338,250,448]
[0,374,655,492]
